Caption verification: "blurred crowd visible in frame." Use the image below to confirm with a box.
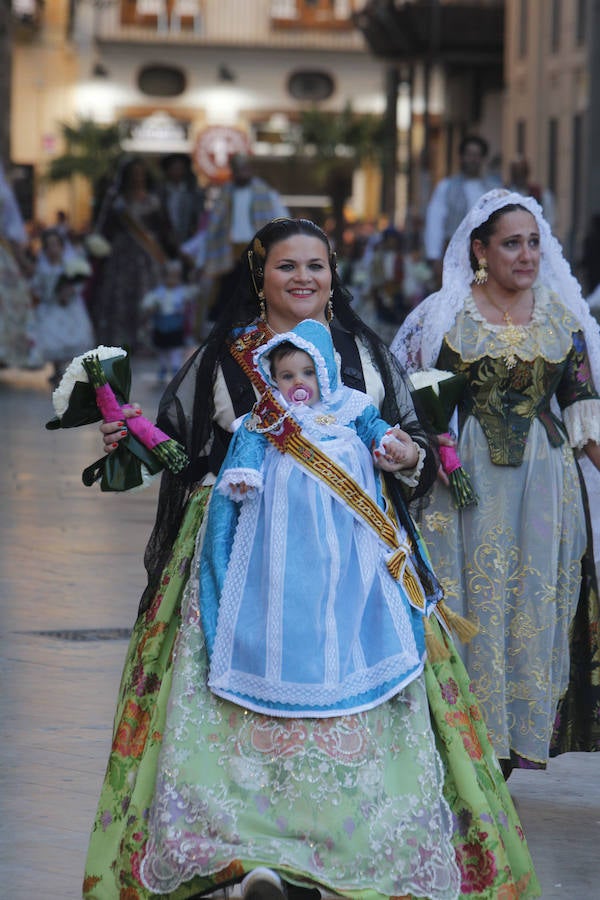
[2,141,599,389]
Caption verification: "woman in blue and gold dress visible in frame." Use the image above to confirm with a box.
[392,189,600,776]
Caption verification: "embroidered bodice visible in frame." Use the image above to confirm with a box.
[437,286,600,466]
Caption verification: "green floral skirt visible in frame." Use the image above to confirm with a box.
[83,487,540,900]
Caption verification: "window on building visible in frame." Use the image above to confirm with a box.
[550,0,561,53]
[138,65,186,97]
[12,0,42,28]
[288,71,335,101]
[271,0,355,29]
[576,0,587,46]
[518,0,528,59]
[120,0,202,31]
[548,118,559,194]
[516,120,526,156]
[572,112,584,232]
[12,0,36,14]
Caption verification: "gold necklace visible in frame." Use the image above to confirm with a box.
[483,291,518,325]
[481,291,531,370]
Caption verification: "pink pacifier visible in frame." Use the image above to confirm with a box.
[288,384,313,404]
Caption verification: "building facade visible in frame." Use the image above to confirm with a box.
[11,0,391,228]
[14,0,597,258]
[503,0,599,257]
[355,1,505,230]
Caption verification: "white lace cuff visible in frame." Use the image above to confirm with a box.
[562,398,600,449]
[217,467,264,500]
[393,443,426,487]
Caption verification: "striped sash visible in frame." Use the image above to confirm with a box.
[229,328,426,610]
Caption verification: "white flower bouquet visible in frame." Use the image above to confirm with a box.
[63,256,92,280]
[84,233,111,259]
[46,345,188,491]
[409,368,477,508]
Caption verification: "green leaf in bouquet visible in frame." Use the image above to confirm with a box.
[436,373,468,424]
[81,433,163,492]
[412,373,467,434]
[412,385,449,434]
[100,352,131,405]
[45,351,132,430]
[46,380,103,429]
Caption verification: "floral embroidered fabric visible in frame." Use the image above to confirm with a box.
[141,520,459,898]
[419,291,593,764]
[83,486,541,899]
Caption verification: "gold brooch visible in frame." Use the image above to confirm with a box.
[314,413,337,425]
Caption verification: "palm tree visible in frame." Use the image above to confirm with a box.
[295,104,387,248]
[45,117,123,216]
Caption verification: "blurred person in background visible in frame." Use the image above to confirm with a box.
[202,153,288,323]
[90,156,174,352]
[159,152,206,252]
[0,161,35,368]
[141,257,199,385]
[30,228,69,307]
[580,213,600,299]
[424,135,499,288]
[34,257,94,386]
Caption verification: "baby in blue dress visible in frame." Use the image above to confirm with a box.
[199,319,439,718]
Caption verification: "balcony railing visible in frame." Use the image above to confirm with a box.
[92,0,366,48]
[355,0,504,65]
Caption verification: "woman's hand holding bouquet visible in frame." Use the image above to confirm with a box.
[46,345,188,491]
[409,369,478,508]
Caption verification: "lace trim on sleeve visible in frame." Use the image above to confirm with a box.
[393,444,426,488]
[562,398,600,449]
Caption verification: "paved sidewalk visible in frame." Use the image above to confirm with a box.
[0,363,598,899]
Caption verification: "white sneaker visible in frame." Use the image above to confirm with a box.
[241,867,287,900]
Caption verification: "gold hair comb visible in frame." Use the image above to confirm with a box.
[253,237,266,259]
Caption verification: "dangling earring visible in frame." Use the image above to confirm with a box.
[474,257,488,285]
[326,290,334,323]
[258,289,267,321]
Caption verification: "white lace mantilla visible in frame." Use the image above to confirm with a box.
[391,188,600,391]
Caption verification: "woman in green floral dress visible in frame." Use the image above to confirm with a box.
[83,218,540,900]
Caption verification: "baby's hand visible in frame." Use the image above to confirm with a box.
[373,428,419,471]
[218,470,263,501]
[226,480,253,501]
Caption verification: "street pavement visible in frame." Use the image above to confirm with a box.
[1,361,599,899]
